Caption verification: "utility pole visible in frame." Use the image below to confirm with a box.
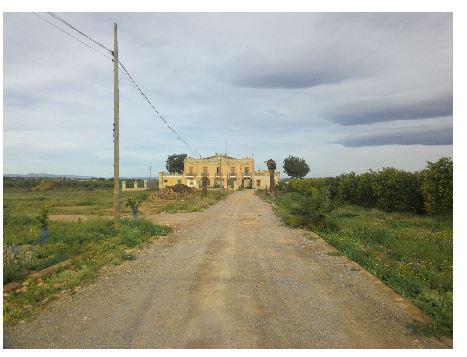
[113,23,120,225]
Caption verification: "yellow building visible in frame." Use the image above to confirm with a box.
[159,154,280,190]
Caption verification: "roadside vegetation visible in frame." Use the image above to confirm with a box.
[259,157,453,337]
[3,179,230,324]
[4,216,171,324]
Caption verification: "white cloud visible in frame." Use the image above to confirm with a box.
[3,12,452,177]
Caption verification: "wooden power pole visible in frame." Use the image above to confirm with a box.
[113,23,120,224]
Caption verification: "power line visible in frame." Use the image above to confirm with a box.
[32,12,199,157]
[118,60,200,157]
[32,12,114,62]
[47,12,113,55]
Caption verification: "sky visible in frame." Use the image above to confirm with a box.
[3,12,453,178]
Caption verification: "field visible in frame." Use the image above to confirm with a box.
[3,182,229,324]
[259,190,453,336]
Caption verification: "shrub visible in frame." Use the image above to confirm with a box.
[31,181,55,192]
[126,192,148,220]
[353,172,377,207]
[276,180,288,192]
[118,225,143,247]
[420,157,453,216]
[371,168,424,213]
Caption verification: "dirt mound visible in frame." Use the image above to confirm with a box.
[151,184,193,200]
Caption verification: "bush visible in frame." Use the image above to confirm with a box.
[420,157,453,216]
[276,180,288,192]
[117,225,143,247]
[371,168,424,213]
[287,158,453,215]
[31,181,55,192]
[117,219,170,247]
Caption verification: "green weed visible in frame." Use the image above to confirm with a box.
[269,194,453,337]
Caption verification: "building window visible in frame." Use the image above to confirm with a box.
[216,166,221,175]
[257,180,261,187]
[164,179,168,183]
[177,179,181,185]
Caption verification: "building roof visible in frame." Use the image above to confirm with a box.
[186,153,252,161]
[204,153,236,160]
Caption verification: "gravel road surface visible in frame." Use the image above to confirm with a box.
[4,190,449,348]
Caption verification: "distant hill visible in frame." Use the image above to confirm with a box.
[4,173,93,179]
[4,173,155,180]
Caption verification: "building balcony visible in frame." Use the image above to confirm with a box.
[228,172,237,177]
[186,172,196,178]
[243,172,251,177]
[201,172,209,177]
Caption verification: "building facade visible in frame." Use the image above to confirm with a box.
[159,154,280,190]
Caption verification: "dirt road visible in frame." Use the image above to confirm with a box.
[4,190,449,348]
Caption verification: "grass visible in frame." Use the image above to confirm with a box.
[3,185,230,325]
[3,187,229,247]
[259,190,453,337]
[3,187,142,217]
[3,218,171,324]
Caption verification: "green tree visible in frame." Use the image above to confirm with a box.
[165,154,187,174]
[283,155,310,178]
[420,157,453,216]
[371,167,423,213]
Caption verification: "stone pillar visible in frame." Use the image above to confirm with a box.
[144,180,148,189]
[122,180,126,191]
[201,176,208,197]
[159,172,164,189]
[134,180,138,189]
[265,159,276,196]
[269,170,275,195]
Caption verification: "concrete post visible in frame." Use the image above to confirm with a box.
[122,180,126,191]
[134,180,138,189]
[144,180,148,189]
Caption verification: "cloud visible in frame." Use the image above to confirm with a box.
[233,66,366,89]
[4,93,36,107]
[323,90,452,125]
[336,120,452,147]
[266,109,285,117]
[3,13,453,177]
[229,45,377,89]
